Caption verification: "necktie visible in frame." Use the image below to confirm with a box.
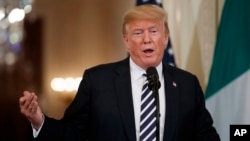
[140,74,157,141]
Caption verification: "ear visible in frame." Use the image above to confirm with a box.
[164,34,169,49]
[123,34,130,51]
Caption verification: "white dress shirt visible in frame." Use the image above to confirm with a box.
[129,58,166,141]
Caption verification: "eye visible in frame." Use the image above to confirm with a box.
[150,29,157,33]
[133,30,143,36]
[135,32,141,35]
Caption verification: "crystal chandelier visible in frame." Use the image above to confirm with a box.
[0,0,33,67]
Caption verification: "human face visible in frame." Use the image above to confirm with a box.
[123,19,168,70]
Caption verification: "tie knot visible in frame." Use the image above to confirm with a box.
[142,73,147,82]
[142,74,148,91]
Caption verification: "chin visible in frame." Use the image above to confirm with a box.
[144,62,157,68]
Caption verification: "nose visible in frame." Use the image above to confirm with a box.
[143,32,151,44]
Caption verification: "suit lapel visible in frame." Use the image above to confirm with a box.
[163,65,180,141]
[114,58,136,141]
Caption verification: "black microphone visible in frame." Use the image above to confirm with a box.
[146,66,161,141]
[146,67,161,90]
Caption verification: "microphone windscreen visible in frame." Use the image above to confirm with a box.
[146,67,158,78]
[146,67,160,90]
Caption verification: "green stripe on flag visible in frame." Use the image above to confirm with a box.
[205,0,250,99]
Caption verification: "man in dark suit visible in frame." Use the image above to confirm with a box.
[19,4,220,141]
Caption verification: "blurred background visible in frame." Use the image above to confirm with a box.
[1,0,249,141]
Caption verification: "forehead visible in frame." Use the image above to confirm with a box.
[126,19,163,30]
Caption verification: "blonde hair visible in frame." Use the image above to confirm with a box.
[122,4,169,35]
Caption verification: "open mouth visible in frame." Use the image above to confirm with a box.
[143,49,154,54]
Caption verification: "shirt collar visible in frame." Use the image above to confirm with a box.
[130,57,163,81]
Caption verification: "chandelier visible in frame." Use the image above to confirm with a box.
[0,0,33,67]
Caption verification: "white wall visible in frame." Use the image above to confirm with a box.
[164,0,224,90]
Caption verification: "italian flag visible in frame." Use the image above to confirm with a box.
[205,0,250,141]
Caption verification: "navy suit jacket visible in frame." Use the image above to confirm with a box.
[35,57,220,141]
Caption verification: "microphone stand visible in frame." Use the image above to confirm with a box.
[152,85,160,141]
[146,67,161,141]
